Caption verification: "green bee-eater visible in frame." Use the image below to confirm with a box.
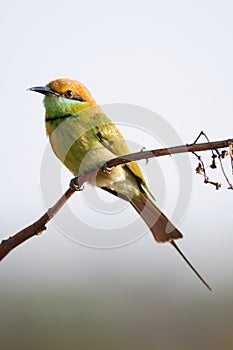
[29,78,211,290]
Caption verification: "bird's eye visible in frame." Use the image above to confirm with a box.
[64,90,73,99]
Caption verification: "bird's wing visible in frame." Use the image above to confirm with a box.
[92,112,149,190]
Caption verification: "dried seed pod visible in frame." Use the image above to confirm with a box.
[215,183,222,190]
[196,165,204,174]
[210,159,217,169]
[221,150,228,158]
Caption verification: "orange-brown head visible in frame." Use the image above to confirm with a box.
[29,78,97,119]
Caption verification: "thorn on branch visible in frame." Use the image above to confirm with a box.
[140,147,149,165]
[35,226,47,235]
[1,238,11,245]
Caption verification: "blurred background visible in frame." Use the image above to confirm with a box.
[1,0,233,349]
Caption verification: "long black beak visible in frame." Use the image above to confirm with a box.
[28,86,59,97]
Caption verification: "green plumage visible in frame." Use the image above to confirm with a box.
[43,89,182,242]
[46,103,143,198]
[28,78,212,290]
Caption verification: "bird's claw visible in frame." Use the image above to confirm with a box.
[69,177,84,191]
[102,163,112,174]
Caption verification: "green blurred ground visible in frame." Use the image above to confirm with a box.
[1,283,232,350]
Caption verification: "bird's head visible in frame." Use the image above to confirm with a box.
[29,78,97,118]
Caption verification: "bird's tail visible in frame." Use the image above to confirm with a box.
[131,193,212,290]
[130,193,183,243]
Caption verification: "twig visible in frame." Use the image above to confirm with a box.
[216,150,233,190]
[1,138,232,261]
[192,132,233,189]
[229,143,233,174]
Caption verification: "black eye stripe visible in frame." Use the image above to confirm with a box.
[73,94,86,102]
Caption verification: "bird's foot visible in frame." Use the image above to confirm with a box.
[69,177,84,191]
[102,162,112,174]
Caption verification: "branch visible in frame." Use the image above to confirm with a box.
[1,138,232,261]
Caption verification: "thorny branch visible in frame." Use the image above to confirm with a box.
[0,137,232,261]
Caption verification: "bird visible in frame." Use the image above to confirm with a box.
[29,78,211,290]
